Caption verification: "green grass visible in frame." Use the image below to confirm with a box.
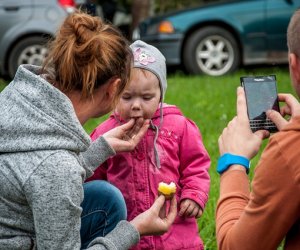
[0,78,7,91]
[0,66,294,249]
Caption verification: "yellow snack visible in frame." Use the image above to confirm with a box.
[158,182,176,200]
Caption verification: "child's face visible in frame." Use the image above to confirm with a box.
[116,69,161,121]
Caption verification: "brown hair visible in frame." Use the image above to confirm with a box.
[42,11,132,100]
[287,10,300,57]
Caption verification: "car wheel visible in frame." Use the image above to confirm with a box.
[8,36,49,79]
[183,26,240,76]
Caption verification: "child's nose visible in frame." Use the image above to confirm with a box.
[132,99,141,110]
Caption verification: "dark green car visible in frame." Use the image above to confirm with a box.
[133,0,300,76]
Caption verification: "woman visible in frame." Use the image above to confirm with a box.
[0,11,176,249]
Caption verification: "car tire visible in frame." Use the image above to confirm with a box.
[183,26,240,76]
[8,36,49,79]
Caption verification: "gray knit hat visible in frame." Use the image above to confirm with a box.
[130,40,167,102]
[130,40,167,168]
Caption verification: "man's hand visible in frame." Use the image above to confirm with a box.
[218,87,269,160]
[267,93,300,130]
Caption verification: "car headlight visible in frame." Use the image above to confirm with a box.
[158,21,174,33]
[145,21,175,36]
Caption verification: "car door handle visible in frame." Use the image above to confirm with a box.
[3,6,20,11]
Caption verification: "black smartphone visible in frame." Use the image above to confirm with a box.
[240,75,280,133]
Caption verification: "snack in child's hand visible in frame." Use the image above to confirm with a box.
[158,182,176,200]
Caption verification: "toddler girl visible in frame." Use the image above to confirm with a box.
[87,40,211,250]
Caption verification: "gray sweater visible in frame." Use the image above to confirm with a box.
[0,65,139,249]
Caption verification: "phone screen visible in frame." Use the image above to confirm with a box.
[240,75,279,132]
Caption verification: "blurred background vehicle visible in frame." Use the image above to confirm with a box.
[2,0,298,79]
[0,0,133,79]
[133,0,300,76]
[0,0,88,79]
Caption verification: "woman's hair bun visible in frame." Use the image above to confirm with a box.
[42,10,132,100]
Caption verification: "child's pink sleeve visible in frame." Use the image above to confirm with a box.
[178,118,211,210]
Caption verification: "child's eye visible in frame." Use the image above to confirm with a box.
[122,95,131,100]
[143,96,153,100]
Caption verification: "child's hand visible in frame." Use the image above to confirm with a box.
[179,199,203,218]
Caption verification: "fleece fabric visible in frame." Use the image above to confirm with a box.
[0,65,139,249]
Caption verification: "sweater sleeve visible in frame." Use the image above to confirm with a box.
[178,118,211,209]
[85,123,114,182]
[24,151,139,250]
[81,136,115,178]
[87,221,139,249]
[216,137,299,250]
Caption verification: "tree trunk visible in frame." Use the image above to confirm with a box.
[130,0,152,40]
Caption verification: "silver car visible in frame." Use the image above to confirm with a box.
[0,0,79,79]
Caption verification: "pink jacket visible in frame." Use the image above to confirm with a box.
[87,104,211,250]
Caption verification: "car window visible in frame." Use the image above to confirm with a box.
[0,0,32,44]
[266,0,300,52]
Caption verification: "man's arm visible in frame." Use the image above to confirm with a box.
[216,137,298,250]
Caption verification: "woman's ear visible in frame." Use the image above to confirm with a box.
[105,78,121,102]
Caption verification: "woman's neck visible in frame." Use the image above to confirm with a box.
[67,91,91,125]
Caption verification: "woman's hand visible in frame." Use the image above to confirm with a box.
[103,118,149,153]
[179,199,203,218]
[130,195,177,236]
[218,87,269,160]
[267,93,300,130]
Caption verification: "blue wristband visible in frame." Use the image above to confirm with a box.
[217,153,250,174]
